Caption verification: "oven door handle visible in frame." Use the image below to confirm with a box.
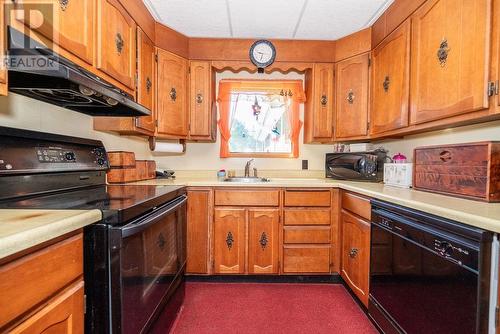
[120,195,187,238]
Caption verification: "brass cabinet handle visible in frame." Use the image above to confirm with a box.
[437,38,450,67]
[169,87,177,101]
[349,248,359,258]
[115,33,124,54]
[59,0,69,11]
[320,94,328,106]
[196,93,203,104]
[226,231,234,250]
[146,77,152,93]
[259,232,268,250]
[346,90,355,104]
[439,150,452,162]
[383,76,390,92]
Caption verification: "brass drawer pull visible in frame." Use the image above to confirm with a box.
[170,87,177,101]
[259,232,268,250]
[349,248,359,258]
[115,33,124,54]
[383,76,390,92]
[226,231,234,250]
[196,93,203,104]
[59,0,69,11]
[437,38,450,67]
[439,150,452,162]
[320,94,328,106]
[346,90,355,104]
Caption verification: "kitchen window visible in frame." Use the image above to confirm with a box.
[217,80,305,158]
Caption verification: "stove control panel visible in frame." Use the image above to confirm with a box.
[36,147,77,163]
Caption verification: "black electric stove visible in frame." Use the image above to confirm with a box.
[0,126,186,334]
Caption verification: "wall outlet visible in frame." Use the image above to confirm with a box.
[302,160,308,170]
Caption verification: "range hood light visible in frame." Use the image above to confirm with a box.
[79,85,96,96]
[105,97,118,106]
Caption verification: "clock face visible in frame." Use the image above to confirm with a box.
[249,40,276,68]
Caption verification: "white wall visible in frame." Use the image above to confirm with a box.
[0,93,153,159]
[374,120,500,161]
[153,71,333,171]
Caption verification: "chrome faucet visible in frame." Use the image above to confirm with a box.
[244,159,254,177]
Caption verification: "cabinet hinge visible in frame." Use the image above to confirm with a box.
[488,81,499,97]
[368,57,371,67]
[367,121,371,131]
[83,294,87,314]
[155,54,158,62]
[496,306,500,327]
[134,73,138,88]
[155,120,159,127]
[211,259,215,270]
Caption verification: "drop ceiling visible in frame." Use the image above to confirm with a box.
[143,0,394,40]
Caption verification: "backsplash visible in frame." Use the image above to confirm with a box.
[374,120,500,161]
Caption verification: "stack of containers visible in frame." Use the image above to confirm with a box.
[107,151,157,183]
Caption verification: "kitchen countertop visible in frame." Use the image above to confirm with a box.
[0,209,102,260]
[135,177,500,234]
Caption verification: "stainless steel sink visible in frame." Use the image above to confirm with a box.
[223,177,271,183]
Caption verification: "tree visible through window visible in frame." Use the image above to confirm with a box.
[217,80,305,158]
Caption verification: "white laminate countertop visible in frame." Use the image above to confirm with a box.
[0,209,102,260]
[135,177,500,234]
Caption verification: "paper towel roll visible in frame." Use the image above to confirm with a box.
[151,141,185,153]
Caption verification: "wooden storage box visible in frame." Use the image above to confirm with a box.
[135,160,148,181]
[414,142,500,202]
[146,160,156,179]
[107,151,136,168]
[107,168,137,183]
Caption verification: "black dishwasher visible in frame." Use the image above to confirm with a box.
[369,200,493,334]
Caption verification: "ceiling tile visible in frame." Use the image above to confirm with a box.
[228,0,306,39]
[295,0,391,40]
[146,0,231,38]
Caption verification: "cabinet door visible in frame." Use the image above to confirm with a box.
[189,61,215,140]
[213,208,246,274]
[135,28,155,134]
[10,281,84,334]
[312,63,335,141]
[12,0,94,65]
[371,21,411,135]
[335,53,369,139]
[156,49,189,138]
[410,0,490,124]
[97,0,136,89]
[187,189,212,274]
[248,209,279,274]
[341,210,370,307]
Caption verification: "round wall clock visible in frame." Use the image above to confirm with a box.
[249,40,276,69]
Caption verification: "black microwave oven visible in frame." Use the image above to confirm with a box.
[325,150,387,182]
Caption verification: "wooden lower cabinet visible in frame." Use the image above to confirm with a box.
[213,208,246,274]
[247,209,280,274]
[187,189,213,274]
[340,209,370,307]
[0,232,84,333]
[10,281,84,334]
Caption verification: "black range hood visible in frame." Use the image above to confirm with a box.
[6,27,150,117]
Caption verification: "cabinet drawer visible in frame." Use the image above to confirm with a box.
[342,191,371,220]
[284,190,331,207]
[215,189,280,206]
[0,234,83,328]
[283,227,331,244]
[284,209,331,225]
[283,246,330,273]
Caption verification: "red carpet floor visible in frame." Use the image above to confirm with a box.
[170,282,378,334]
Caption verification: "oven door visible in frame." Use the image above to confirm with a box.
[109,195,187,334]
[369,222,480,334]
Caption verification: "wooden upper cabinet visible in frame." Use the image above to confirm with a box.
[97,0,136,89]
[247,209,279,274]
[370,20,411,135]
[213,208,246,274]
[304,63,335,143]
[189,61,216,141]
[156,48,189,139]
[335,53,370,139]
[341,210,370,307]
[410,0,491,124]
[496,0,500,112]
[12,0,94,65]
[136,27,155,133]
